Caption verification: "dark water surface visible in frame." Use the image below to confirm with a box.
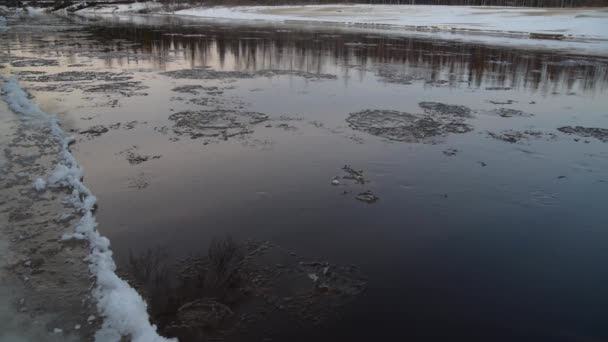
[2,13,608,341]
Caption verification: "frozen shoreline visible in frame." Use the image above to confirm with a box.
[74,4,608,56]
[1,76,175,342]
[0,83,91,341]
[174,4,608,39]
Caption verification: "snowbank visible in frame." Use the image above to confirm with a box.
[0,76,176,342]
[78,1,163,14]
[175,5,608,40]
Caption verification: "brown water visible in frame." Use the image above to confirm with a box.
[2,12,608,341]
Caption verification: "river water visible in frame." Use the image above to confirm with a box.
[2,12,608,341]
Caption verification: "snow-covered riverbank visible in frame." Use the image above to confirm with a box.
[73,3,608,55]
[174,5,608,40]
[0,75,176,342]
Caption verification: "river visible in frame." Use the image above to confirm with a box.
[1,11,608,341]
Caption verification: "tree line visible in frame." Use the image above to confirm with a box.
[164,0,608,7]
[4,0,608,8]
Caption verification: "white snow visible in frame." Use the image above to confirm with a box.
[176,5,608,40]
[33,178,46,192]
[0,76,176,342]
[78,1,163,14]
[25,7,47,15]
[61,232,86,241]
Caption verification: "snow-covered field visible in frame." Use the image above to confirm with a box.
[175,5,608,40]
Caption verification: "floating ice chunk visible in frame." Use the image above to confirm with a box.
[53,328,63,334]
[308,273,319,282]
[33,178,46,191]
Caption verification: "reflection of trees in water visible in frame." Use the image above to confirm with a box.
[125,236,367,341]
[124,237,245,339]
[196,0,608,7]
[86,22,608,95]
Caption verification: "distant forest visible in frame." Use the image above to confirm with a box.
[5,0,608,8]
[158,0,608,7]
[202,0,608,6]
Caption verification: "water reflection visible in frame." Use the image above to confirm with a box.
[126,237,367,341]
[66,15,608,96]
[4,14,608,342]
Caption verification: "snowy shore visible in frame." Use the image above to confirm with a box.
[174,5,608,40]
[0,75,175,341]
[73,3,608,55]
